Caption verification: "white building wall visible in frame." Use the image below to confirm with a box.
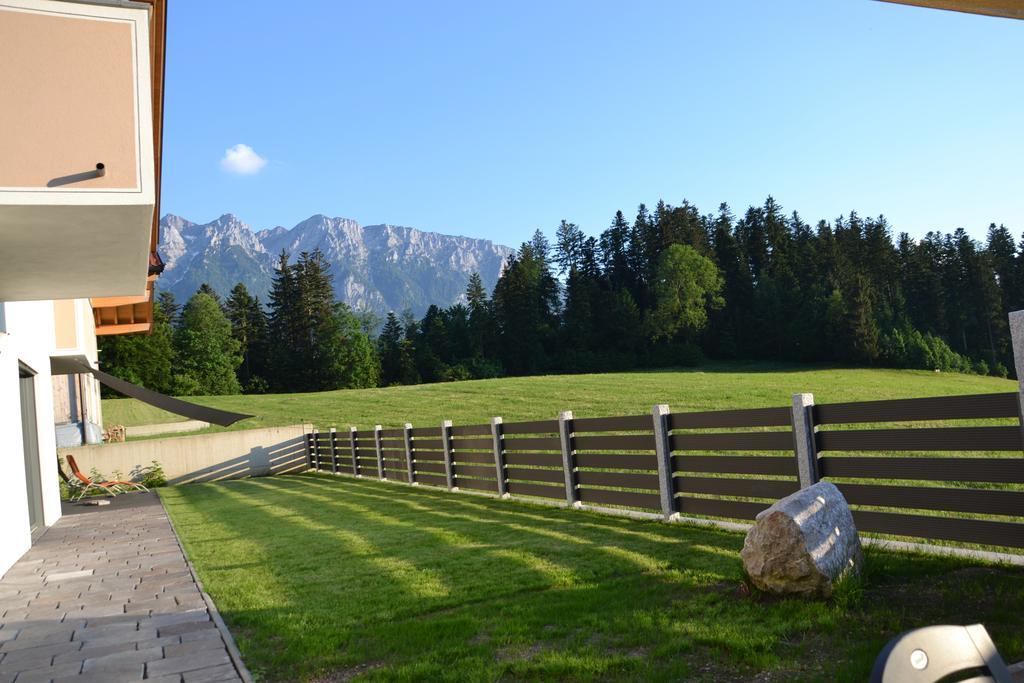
[0,300,62,576]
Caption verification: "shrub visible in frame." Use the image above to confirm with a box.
[441,363,472,382]
[131,460,167,488]
[466,356,503,379]
[246,376,270,394]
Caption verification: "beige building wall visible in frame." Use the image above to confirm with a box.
[52,298,103,445]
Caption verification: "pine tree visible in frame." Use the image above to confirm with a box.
[156,290,181,328]
[847,276,880,363]
[197,283,222,306]
[378,312,417,385]
[599,211,631,289]
[225,283,269,392]
[987,224,1019,312]
[267,250,302,391]
[492,241,560,375]
[554,220,585,275]
[465,272,494,359]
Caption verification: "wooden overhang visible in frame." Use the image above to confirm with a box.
[878,0,1024,20]
[91,0,167,335]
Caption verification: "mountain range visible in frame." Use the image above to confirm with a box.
[158,213,514,315]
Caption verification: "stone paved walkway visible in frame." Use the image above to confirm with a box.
[0,493,246,682]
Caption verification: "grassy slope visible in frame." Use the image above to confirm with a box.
[161,474,1024,682]
[104,363,1017,433]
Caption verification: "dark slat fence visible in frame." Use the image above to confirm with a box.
[306,389,1024,551]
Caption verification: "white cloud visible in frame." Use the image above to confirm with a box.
[220,144,267,175]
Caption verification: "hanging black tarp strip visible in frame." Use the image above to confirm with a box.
[70,359,252,427]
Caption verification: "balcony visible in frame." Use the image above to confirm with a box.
[0,0,165,303]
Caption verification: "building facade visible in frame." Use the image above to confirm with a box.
[0,0,166,576]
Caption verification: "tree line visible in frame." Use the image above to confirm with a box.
[100,195,1023,396]
[98,250,379,396]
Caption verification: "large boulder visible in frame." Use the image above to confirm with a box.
[741,481,863,598]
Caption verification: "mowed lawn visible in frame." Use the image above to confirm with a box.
[105,364,1017,434]
[161,474,1024,682]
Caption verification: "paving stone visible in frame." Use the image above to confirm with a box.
[53,670,143,683]
[172,598,207,612]
[80,614,138,629]
[0,598,32,613]
[0,640,81,671]
[150,610,209,628]
[0,629,73,652]
[146,648,232,677]
[157,620,216,639]
[77,603,125,618]
[52,640,137,664]
[7,660,83,682]
[20,609,68,622]
[162,636,225,660]
[72,593,113,607]
[81,645,161,674]
[73,621,140,641]
[179,629,222,644]
[135,634,180,650]
[73,628,156,649]
[181,663,240,682]
[7,623,76,642]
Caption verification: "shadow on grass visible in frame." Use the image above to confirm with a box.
[160,473,1024,683]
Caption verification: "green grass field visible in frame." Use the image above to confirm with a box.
[104,363,1017,434]
[161,474,1024,682]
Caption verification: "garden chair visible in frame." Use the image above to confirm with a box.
[870,623,1014,682]
[65,454,148,501]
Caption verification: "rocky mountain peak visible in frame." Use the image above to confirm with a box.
[156,213,513,315]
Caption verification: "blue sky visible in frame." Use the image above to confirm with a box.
[162,0,1022,247]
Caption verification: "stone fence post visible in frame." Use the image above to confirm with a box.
[558,411,580,506]
[491,417,508,497]
[791,393,819,489]
[311,428,319,471]
[441,420,455,491]
[652,404,676,521]
[1010,310,1024,446]
[329,427,338,474]
[404,423,416,484]
[349,427,359,475]
[374,425,384,479]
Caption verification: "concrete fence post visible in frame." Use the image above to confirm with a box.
[791,393,819,488]
[305,430,314,470]
[374,425,384,479]
[441,419,455,491]
[558,410,580,507]
[404,422,416,484]
[329,427,338,474]
[349,427,359,476]
[491,417,508,497]
[311,428,319,471]
[652,404,677,521]
[1010,310,1024,447]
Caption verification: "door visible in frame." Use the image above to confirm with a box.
[19,366,45,538]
